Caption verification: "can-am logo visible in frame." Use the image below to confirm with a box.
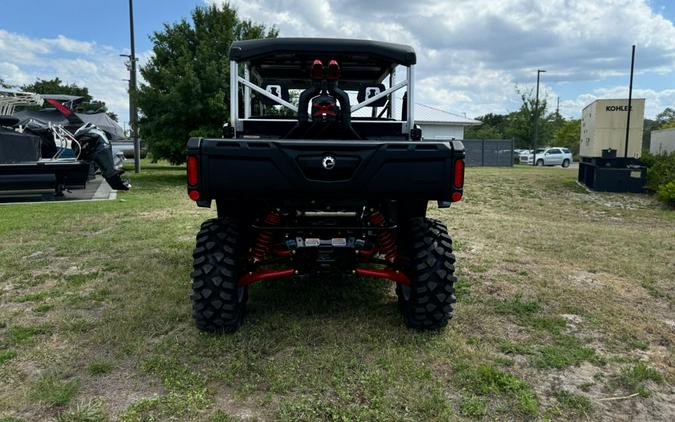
[606,105,632,111]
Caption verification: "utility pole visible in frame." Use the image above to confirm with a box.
[128,0,140,173]
[533,69,546,166]
[556,96,560,117]
[624,45,636,159]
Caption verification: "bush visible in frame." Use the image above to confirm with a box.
[656,181,675,207]
[642,152,675,207]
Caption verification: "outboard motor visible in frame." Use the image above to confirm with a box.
[74,123,130,191]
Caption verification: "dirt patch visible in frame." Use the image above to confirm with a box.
[80,363,165,417]
[210,384,268,421]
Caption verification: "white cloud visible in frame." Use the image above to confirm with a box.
[0,62,31,86]
[561,86,675,120]
[208,0,675,118]
[43,35,95,54]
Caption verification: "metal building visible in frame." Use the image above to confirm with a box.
[650,127,675,155]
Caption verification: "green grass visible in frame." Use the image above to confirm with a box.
[611,361,664,396]
[87,360,114,376]
[0,162,673,421]
[7,324,51,344]
[534,336,599,369]
[0,350,17,365]
[29,375,80,407]
[457,364,539,415]
[56,399,107,422]
[552,390,592,418]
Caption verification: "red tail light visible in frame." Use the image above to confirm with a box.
[311,59,324,80]
[451,159,464,202]
[187,155,199,186]
[453,159,464,188]
[327,59,340,80]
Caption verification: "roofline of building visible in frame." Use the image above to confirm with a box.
[418,120,482,126]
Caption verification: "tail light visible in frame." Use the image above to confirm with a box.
[451,159,464,202]
[327,59,340,80]
[453,159,464,189]
[187,155,200,201]
[311,59,324,80]
[187,155,199,186]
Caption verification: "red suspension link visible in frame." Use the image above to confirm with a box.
[252,211,281,262]
[369,212,397,262]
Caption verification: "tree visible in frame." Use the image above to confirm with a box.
[553,119,581,155]
[464,124,502,139]
[464,113,509,139]
[504,89,557,149]
[136,4,277,164]
[0,78,12,89]
[655,107,675,128]
[21,78,118,121]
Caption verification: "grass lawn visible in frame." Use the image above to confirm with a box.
[0,162,673,421]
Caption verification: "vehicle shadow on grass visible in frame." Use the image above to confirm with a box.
[237,273,432,338]
[248,273,393,317]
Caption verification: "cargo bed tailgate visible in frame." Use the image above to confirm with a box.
[187,138,464,201]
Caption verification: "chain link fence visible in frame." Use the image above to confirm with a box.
[460,139,514,167]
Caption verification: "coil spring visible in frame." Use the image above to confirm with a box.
[369,212,397,262]
[252,211,281,262]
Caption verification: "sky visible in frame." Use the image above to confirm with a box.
[1,0,674,128]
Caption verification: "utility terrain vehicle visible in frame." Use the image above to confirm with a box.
[187,38,465,332]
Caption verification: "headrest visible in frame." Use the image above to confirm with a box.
[259,81,290,106]
[357,84,387,107]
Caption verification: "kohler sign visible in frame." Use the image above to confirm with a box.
[605,105,633,112]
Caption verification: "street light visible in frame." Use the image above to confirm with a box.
[127,0,140,173]
[533,69,546,166]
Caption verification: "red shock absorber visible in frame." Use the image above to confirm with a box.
[252,211,282,262]
[369,212,397,262]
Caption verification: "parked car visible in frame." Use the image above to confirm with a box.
[519,147,572,167]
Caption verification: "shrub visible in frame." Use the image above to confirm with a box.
[656,181,675,207]
[642,151,675,207]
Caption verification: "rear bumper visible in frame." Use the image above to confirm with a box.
[187,138,465,202]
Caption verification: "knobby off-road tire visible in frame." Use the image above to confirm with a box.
[397,218,457,329]
[191,218,248,332]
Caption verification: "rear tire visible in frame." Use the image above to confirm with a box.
[397,218,457,329]
[191,218,248,333]
[562,159,570,168]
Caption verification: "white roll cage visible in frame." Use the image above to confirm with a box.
[229,60,415,134]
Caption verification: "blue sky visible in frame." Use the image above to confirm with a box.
[1,0,674,126]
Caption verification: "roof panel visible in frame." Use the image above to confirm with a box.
[230,37,416,66]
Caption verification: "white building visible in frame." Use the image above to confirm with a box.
[412,102,482,140]
[650,127,675,155]
[351,95,481,140]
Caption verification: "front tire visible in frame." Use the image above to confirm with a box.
[536,159,544,166]
[562,159,570,168]
[397,218,457,329]
[191,218,248,332]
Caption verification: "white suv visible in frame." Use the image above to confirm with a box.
[519,147,573,167]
